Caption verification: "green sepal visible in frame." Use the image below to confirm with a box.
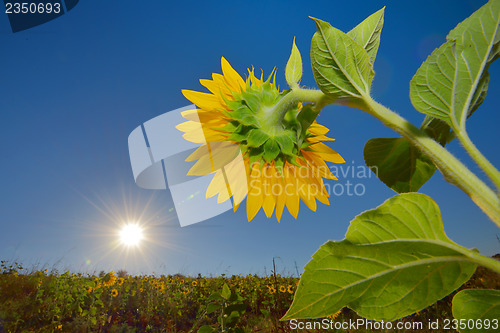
[247,129,270,148]
[263,139,280,163]
[241,91,262,113]
[248,148,264,166]
[218,121,240,133]
[227,131,247,142]
[274,135,294,155]
[230,106,260,127]
[287,155,303,167]
[225,99,243,111]
[239,145,248,155]
[274,155,285,176]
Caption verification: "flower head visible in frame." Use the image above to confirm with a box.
[177,58,344,221]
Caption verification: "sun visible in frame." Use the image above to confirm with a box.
[119,224,143,246]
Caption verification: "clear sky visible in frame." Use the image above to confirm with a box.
[1,0,499,276]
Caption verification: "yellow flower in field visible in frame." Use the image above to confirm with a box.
[192,280,198,287]
[287,285,294,294]
[117,277,124,286]
[139,287,144,293]
[279,285,286,293]
[177,58,344,221]
[326,310,342,321]
[144,276,149,282]
[87,286,93,293]
[102,271,117,287]
[267,285,276,294]
[111,289,118,297]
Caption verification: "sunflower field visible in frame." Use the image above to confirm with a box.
[1,259,499,333]
[0,260,298,332]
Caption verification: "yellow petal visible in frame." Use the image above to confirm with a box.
[261,164,276,218]
[302,150,338,180]
[180,109,200,122]
[221,57,246,93]
[206,170,227,199]
[284,163,300,219]
[225,154,248,206]
[308,143,345,163]
[309,123,330,135]
[246,163,263,220]
[175,120,201,133]
[182,90,225,112]
[307,135,335,143]
[185,145,209,162]
[270,163,286,222]
[181,127,206,144]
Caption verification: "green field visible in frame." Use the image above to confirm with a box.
[1,260,499,332]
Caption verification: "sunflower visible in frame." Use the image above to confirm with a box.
[111,288,118,297]
[267,285,277,294]
[177,57,344,221]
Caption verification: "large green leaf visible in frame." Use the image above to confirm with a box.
[410,0,499,131]
[347,7,385,65]
[364,137,437,192]
[283,193,477,321]
[452,289,500,333]
[285,37,303,88]
[310,17,374,99]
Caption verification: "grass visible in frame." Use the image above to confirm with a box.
[0,257,498,332]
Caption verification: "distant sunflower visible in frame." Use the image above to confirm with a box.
[177,57,344,221]
[111,289,118,297]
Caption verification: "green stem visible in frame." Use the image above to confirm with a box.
[462,249,500,274]
[359,96,500,227]
[266,88,329,125]
[284,87,500,226]
[455,129,500,193]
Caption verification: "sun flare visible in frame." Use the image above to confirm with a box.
[119,224,143,246]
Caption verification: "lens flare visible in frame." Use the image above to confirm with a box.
[119,224,143,246]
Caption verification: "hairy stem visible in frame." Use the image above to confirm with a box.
[462,249,500,274]
[359,95,500,227]
[455,129,500,193]
[267,88,330,125]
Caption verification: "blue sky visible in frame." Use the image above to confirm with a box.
[1,0,499,276]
